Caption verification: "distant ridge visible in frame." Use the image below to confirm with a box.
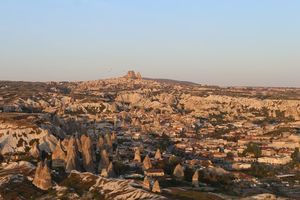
[144,77,201,86]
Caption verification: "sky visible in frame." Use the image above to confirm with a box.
[0,0,299,87]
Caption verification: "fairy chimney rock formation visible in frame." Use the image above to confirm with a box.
[65,137,81,173]
[100,168,108,177]
[52,140,67,168]
[143,155,152,170]
[152,180,161,193]
[98,149,110,171]
[105,132,113,148]
[76,137,83,153]
[81,135,95,173]
[134,148,142,162]
[98,136,105,151]
[192,170,199,187]
[111,132,117,142]
[143,176,151,190]
[173,164,184,180]
[107,161,116,178]
[30,141,40,159]
[154,149,162,160]
[33,161,52,190]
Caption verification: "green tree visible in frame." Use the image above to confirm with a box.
[243,142,262,158]
[0,153,4,164]
[226,152,234,160]
[291,148,300,163]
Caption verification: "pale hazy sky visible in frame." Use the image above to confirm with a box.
[0,1,299,87]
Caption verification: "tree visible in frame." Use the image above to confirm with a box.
[226,152,234,161]
[291,148,300,163]
[0,153,4,164]
[243,142,262,158]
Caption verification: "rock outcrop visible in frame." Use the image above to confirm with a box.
[107,161,116,178]
[105,132,113,149]
[65,137,81,173]
[192,170,199,187]
[152,180,161,193]
[173,164,184,180]
[143,155,152,170]
[98,136,105,151]
[124,71,142,79]
[80,134,95,173]
[32,160,52,190]
[154,149,162,160]
[143,176,151,190]
[52,139,67,168]
[30,141,40,159]
[134,147,142,162]
[98,149,110,171]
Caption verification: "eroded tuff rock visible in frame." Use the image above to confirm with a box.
[173,164,184,180]
[107,161,116,178]
[124,70,142,79]
[30,141,40,159]
[154,149,162,160]
[32,160,52,190]
[52,139,67,168]
[133,147,141,163]
[104,132,113,149]
[192,170,199,187]
[63,171,166,200]
[241,193,287,200]
[0,119,58,154]
[143,176,151,190]
[180,94,300,120]
[65,137,81,173]
[98,135,105,151]
[98,149,110,171]
[80,134,95,173]
[143,155,152,170]
[152,180,161,193]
